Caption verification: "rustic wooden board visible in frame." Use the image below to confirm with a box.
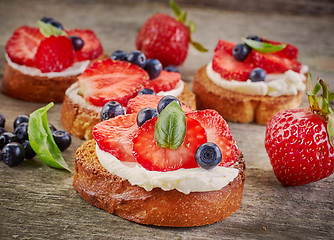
[0,0,333,239]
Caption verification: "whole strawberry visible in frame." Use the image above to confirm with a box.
[265,75,334,186]
[135,0,207,67]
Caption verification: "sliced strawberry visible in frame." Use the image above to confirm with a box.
[143,70,180,93]
[34,35,75,73]
[214,39,235,55]
[67,29,103,61]
[5,26,45,67]
[92,113,138,162]
[133,116,207,171]
[78,59,149,107]
[251,51,301,73]
[212,50,254,81]
[262,38,298,60]
[126,94,193,114]
[187,110,240,167]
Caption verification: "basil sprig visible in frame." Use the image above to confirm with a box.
[28,102,70,171]
[154,101,186,150]
[242,38,286,53]
[37,20,67,38]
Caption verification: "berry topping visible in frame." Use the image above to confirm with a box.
[78,59,149,107]
[261,38,298,60]
[1,142,25,167]
[249,67,266,82]
[144,58,162,79]
[143,70,180,93]
[232,43,250,62]
[14,122,28,143]
[195,142,222,170]
[214,39,235,55]
[48,123,57,132]
[5,26,45,67]
[40,16,64,30]
[246,35,261,42]
[13,114,29,129]
[21,140,36,159]
[52,130,71,152]
[0,113,5,128]
[69,35,84,51]
[34,35,75,73]
[0,132,18,151]
[157,95,181,113]
[40,16,54,24]
[137,108,159,127]
[100,101,125,121]
[110,50,128,61]
[164,65,179,73]
[127,50,146,68]
[137,88,156,95]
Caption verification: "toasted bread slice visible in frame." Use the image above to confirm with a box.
[193,65,304,125]
[73,140,245,227]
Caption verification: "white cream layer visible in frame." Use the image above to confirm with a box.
[5,53,90,78]
[96,144,239,194]
[206,61,308,97]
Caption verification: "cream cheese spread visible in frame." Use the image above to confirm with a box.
[96,144,239,194]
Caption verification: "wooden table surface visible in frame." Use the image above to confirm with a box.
[0,1,333,239]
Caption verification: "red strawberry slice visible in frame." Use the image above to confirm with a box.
[212,50,254,81]
[92,113,138,162]
[78,59,149,107]
[67,29,103,61]
[34,35,75,73]
[126,94,193,114]
[187,110,240,167]
[5,26,45,67]
[143,70,180,93]
[133,116,207,171]
[214,39,235,55]
[251,51,301,74]
[262,38,298,60]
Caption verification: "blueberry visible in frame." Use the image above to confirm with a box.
[21,140,36,159]
[14,122,28,143]
[249,68,266,82]
[0,132,18,151]
[138,88,156,95]
[1,142,25,166]
[0,113,5,128]
[247,35,262,42]
[232,43,250,62]
[49,20,64,30]
[40,16,54,23]
[13,114,29,129]
[144,59,162,79]
[157,95,181,114]
[49,123,57,132]
[127,50,146,68]
[137,108,158,127]
[100,101,125,121]
[164,65,179,73]
[52,130,71,152]
[69,35,84,51]
[195,142,222,170]
[0,127,6,135]
[110,50,128,61]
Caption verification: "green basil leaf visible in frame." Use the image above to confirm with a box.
[28,102,70,171]
[37,20,67,37]
[154,101,186,150]
[242,38,287,53]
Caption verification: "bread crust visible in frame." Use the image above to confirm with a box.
[73,140,245,227]
[193,65,304,125]
[61,82,196,140]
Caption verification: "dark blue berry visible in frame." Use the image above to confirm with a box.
[249,68,266,82]
[100,101,125,121]
[13,114,29,129]
[110,50,128,61]
[52,130,71,152]
[138,88,156,95]
[49,124,57,132]
[40,16,54,24]
[49,20,64,30]
[127,50,146,68]
[157,95,181,114]
[0,113,5,128]
[195,142,222,170]
[0,132,18,151]
[14,122,28,143]
[137,108,158,127]
[1,142,25,166]
[164,65,179,73]
[69,35,84,51]
[0,127,6,135]
[232,43,250,62]
[247,35,262,42]
[144,59,162,79]
[21,140,36,159]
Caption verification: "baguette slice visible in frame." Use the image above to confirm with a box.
[61,81,196,140]
[193,65,304,125]
[73,139,245,227]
